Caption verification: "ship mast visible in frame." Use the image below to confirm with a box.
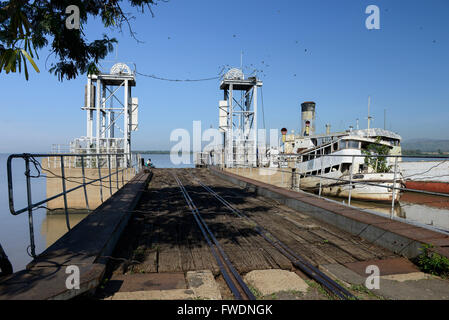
[367,96,373,129]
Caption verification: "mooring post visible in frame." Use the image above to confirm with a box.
[97,155,104,203]
[390,156,398,219]
[348,155,355,206]
[80,155,90,212]
[60,156,71,231]
[24,156,36,257]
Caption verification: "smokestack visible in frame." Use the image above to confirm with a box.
[301,101,316,137]
[325,124,331,135]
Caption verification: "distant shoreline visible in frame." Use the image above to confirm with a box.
[134,151,194,154]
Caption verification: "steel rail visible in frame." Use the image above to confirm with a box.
[172,173,256,300]
[7,155,132,216]
[193,175,356,300]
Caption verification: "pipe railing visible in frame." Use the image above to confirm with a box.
[6,152,142,258]
[212,153,449,233]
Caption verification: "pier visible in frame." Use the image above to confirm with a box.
[1,64,449,301]
[1,167,449,300]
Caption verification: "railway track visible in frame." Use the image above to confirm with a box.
[189,173,356,300]
[172,173,256,300]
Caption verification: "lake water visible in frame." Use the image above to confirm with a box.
[324,192,449,233]
[0,153,193,272]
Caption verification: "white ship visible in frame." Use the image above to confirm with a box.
[295,130,404,201]
[283,101,404,202]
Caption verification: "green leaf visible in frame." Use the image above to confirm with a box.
[22,54,29,80]
[20,49,40,73]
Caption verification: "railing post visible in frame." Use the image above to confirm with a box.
[80,155,90,213]
[60,156,71,231]
[108,154,113,196]
[281,168,284,188]
[391,156,398,219]
[115,154,119,190]
[348,155,355,206]
[97,155,104,203]
[121,154,125,187]
[24,156,36,257]
[318,155,324,197]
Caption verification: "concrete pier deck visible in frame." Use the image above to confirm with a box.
[95,168,449,300]
[0,171,151,300]
[1,168,448,300]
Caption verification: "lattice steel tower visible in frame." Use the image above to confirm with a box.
[81,63,138,167]
[219,69,263,167]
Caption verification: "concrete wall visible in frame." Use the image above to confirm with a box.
[44,162,136,211]
[399,161,449,183]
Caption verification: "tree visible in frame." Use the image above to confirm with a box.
[362,137,392,173]
[0,0,163,81]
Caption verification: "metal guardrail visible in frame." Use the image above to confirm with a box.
[7,152,142,258]
[214,153,449,234]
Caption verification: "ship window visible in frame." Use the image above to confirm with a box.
[332,142,338,152]
[341,163,351,173]
[339,140,360,150]
[347,140,360,149]
[324,167,331,173]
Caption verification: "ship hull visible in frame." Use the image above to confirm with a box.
[299,173,402,202]
[405,181,449,194]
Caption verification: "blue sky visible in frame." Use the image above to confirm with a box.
[0,0,448,152]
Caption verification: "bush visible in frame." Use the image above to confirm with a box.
[415,244,449,277]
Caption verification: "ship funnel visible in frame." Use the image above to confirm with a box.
[301,101,316,136]
[325,124,331,135]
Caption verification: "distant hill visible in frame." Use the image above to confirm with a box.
[402,139,449,153]
[133,150,171,154]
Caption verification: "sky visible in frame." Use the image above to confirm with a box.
[0,0,448,153]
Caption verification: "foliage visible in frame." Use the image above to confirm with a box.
[0,0,163,81]
[402,149,423,155]
[362,137,392,173]
[415,244,449,277]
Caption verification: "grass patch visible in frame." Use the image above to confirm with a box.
[349,284,384,300]
[132,246,146,262]
[248,285,263,300]
[414,244,449,278]
[305,279,334,300]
